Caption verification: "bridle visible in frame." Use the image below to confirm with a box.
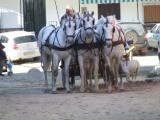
[82,14,95,32]
[100,20,113,44]
[63,17,76,40]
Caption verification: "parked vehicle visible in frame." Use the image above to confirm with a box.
[0,31,40,61]
[145,23,160,49]
[119,21,148,55]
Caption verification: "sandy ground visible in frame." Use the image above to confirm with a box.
[0,55,160,120]
[0,80,160,120]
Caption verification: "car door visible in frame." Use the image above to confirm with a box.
[153,25,160,48]
[14,35,38,58]
[148,24,158,48]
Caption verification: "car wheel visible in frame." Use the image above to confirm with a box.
[125,31,138,45]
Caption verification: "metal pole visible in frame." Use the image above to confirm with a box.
[20,0,23,29]
[137,0,140,21]
[54,0,60,23]
[78,0,80,12]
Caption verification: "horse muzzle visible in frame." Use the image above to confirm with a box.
[66,35,75,43]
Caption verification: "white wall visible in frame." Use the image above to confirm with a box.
[120,2,143,22]
[0,0,23,29]
[78,3,141,23]
[46,0,80,26]
[0,0,20,12]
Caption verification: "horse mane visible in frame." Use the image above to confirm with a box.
[96,17,105,26]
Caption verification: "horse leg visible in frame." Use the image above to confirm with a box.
[64,56,72,93]
[78,56,85,92]
[51,55,59,94]
[94,56,99,92]
[104,57,113,93]
[69,63,75,89]
[61,64,66,89]
[115,60,120,90]
[42,52,51,93]
[89,71,92,90]
[107,66,113,93]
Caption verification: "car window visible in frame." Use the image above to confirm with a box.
[14,35,36,44]
[0,35,8,43]
[156,26,160,33]
[151,25,157,33]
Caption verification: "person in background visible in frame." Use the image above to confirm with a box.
[60,5,75,25]
[0,42,13,76]
[0,42,7,76]
[158,40,160,64]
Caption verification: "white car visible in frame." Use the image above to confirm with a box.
[0,31,40,61]
[145,23,160,49]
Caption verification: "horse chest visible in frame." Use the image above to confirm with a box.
[52,50,72,58]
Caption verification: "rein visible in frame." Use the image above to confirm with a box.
[51,44,75,51]
[51,20,75,51]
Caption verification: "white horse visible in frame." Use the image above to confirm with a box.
[95,15,114,93]
[38,25,56,92]
[49,16,76,93]
[75,11,100,92]
[38,17,76,93]
[107,15,130,91]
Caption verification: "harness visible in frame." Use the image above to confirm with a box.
[50,27,75,51]
[111,25,128,65]
[112,26,125,47]
[110,25,126,53]
[41,25,56,49]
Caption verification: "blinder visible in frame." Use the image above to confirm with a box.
[63,25,66,31]
[112,26,115,33]
[93,19,95,25]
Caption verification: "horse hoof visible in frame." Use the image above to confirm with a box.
[66,90,71,93]
[80,88,85,93]
[43,89,50,93]
[51,91,57,94]
[107,90,112,94]
[114,86,119,90]
[118,88,125,92]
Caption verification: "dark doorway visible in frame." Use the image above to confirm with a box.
[23,0,46,37]
[98,3,120,20]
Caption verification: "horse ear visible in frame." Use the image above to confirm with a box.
[73,15,76,19]
[91,11,94,16]
[100,15,104,18]
[83,11,86,16]
[64,14,67,19]
[106,17,108,23]
[77,12,80,17]
[63,25,66,31]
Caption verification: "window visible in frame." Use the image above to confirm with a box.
[0,36,8,43]
[81,7,87,14]
[14,35,36,44]
[156,26,160,33]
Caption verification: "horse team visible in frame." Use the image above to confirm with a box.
[37,11,139,94]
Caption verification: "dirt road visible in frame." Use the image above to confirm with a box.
[0,55,160,120]
[0,80,160,120]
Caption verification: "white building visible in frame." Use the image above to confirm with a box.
[0,0,160,32]
[0,0,23,31]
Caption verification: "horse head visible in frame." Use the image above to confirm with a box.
[82,11,95,39]
[95,15,114,46]
[75,12,83,29]
[63,16,76,44]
